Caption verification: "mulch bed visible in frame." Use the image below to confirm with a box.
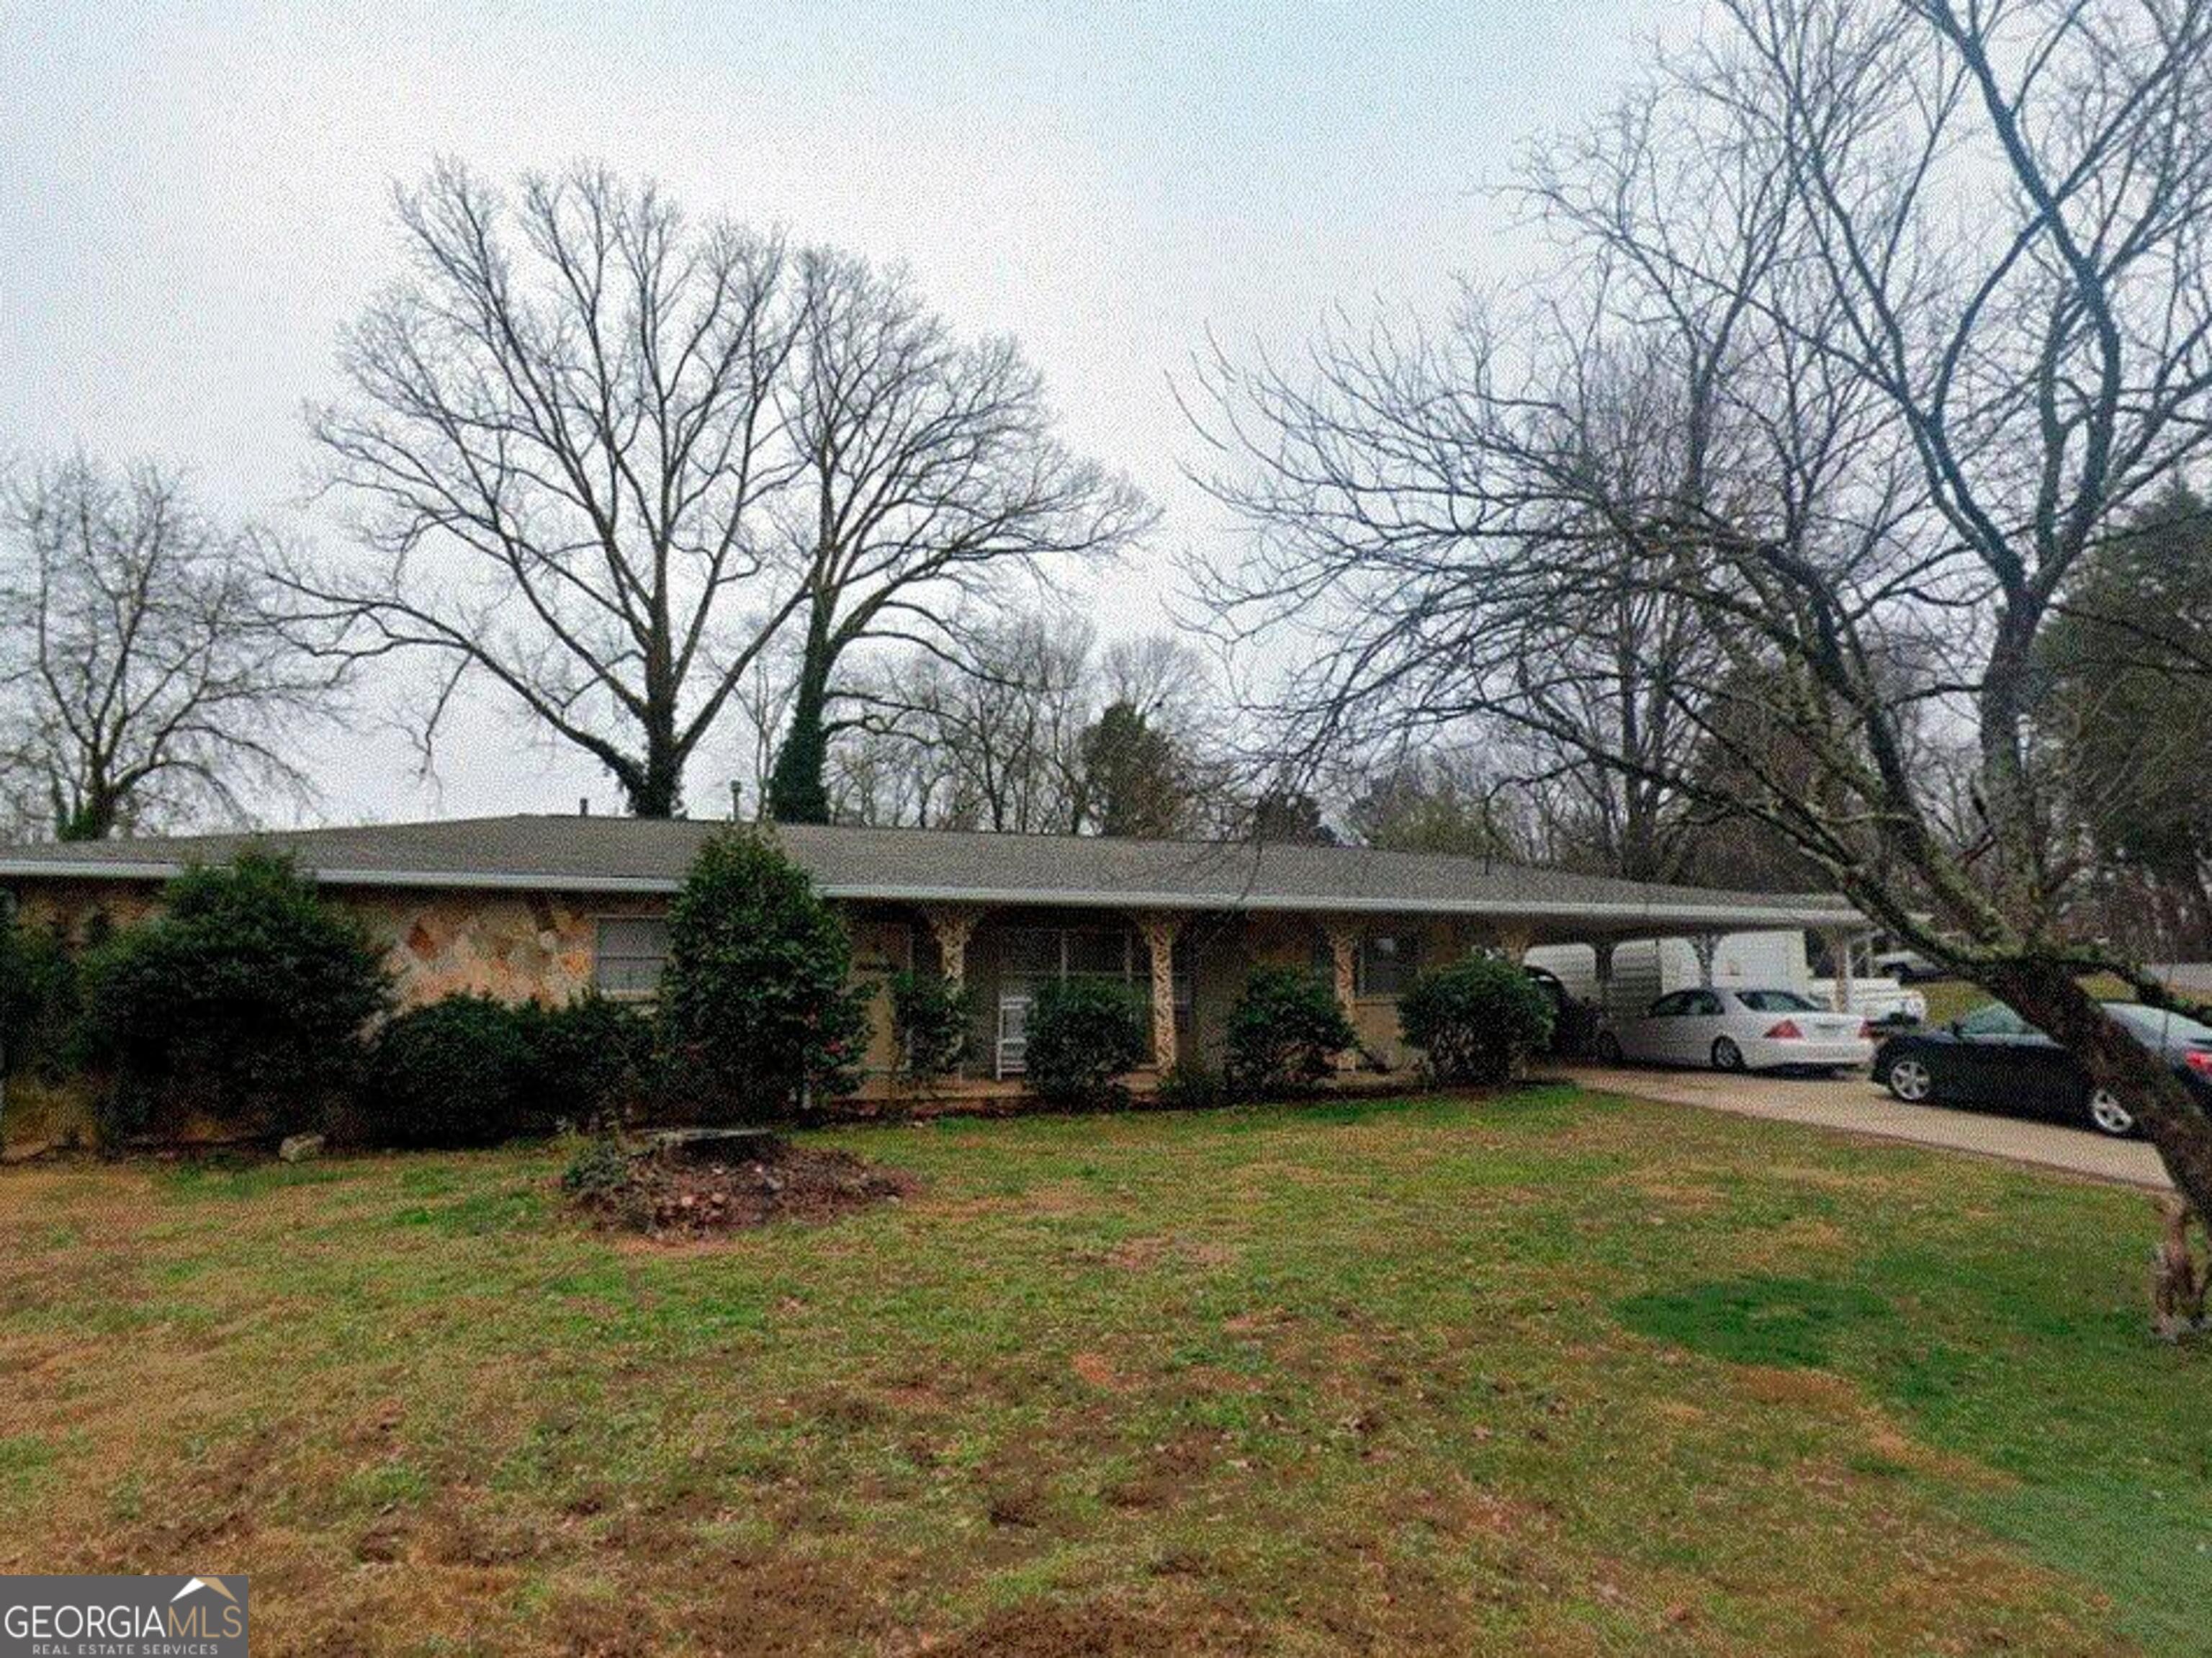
[568,1133,918,1237]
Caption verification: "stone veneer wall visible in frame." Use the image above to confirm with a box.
[10,880,163,943]
[345,889,657,1006]
[10,879,652,1010]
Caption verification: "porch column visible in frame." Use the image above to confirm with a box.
[1689,933,1720,988]
[920,904,983,985]
[1323,919,1361,1070]
[1823,928,1858,1013]
[1323,920,1359,1018]
[1592,941,1616,1018]
[1132,910,1187,1070]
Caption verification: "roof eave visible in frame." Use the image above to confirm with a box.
[0,859,1861,930]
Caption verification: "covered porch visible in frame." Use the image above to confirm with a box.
[844,892,1876,1099]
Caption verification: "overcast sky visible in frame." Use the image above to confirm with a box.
[1,0,1676,825]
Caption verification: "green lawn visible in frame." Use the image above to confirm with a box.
[0,1089,2203,1656]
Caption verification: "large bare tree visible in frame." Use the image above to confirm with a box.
[763,249,1151,823]
[289,162,808,817]
[1197,0,2212,1225]
[842,612,1098,833]
[0,456,328,841]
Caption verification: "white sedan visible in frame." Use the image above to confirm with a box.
[1592,987,1875,1072]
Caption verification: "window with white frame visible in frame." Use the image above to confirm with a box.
[992,924,1192,1006]
[593,916,671,996]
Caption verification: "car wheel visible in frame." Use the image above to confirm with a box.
[1885,1056,1934,1103]
[1711,1036,1747,1072]
[2086,1088,2137,1138]
[1593,1031,1623,1064]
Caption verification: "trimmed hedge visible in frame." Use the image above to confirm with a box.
[515,992,655,1127]
[1025,977,1148,1108]
[1398,956,1555,1085]
[359,990,656,1149]
[1225,966,1354,1095]
[363,993,536,1147]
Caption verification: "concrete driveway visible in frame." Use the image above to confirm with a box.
[1553,1062,2173,1191]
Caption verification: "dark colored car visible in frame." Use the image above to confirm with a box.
[1523,964,1599,1057]
[1873,1000,2212,1137]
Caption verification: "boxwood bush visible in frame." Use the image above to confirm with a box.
[76,855,390,1144]
[1025,977,1148,1108]
[1224,965,1354,1096]
[1398,955,1555,1085]
[362,992,536,1147]
[515,991,655,1126]
[355,990,653,1150]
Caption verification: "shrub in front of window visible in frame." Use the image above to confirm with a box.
[1398,955,1556,1085]
[656,828,871,1119]
[361,992,536,1147]
[515,991,657,1127]
[888,969,975,1087]
[1225,965,1355,1096]
[77,854,390,1145]
[1024,977,1148,1108]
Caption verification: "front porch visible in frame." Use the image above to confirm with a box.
[841,896,1883,1103]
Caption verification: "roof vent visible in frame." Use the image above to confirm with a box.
[578,797,590,817]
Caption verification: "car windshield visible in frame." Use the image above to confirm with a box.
[2106,1002,2212,1045]
[1956,1003,2031,1036]
[1735,990,1820,1013]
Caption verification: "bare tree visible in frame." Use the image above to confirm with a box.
[0,455,329,841]
[763,249,1154,823]
[830,612,1095,831]
[819,616,1261,838]
[1197,0,2212,1223]
[287,162,808,817]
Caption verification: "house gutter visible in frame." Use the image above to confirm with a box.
[0,859,1863,931]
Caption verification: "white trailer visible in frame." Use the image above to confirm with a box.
[1527,931,1925,1022]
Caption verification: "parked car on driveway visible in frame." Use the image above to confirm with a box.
[1592,987,1875,1073]
[1874,1000,2212,1137]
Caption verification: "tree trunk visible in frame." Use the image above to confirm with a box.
[1983,958,2212,1218]
[624,722,685,820]
[53,778,118,842]
[768,639,834,825]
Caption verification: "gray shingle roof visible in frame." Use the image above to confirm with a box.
[0,815,1861,934]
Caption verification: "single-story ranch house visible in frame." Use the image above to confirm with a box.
[0,816,1868,1096]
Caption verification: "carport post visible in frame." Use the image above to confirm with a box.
[1322,919,1361,1070]
[1690,933,1720,988]
[1823,928,1858,1013]
[1591,941,1616,1018]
